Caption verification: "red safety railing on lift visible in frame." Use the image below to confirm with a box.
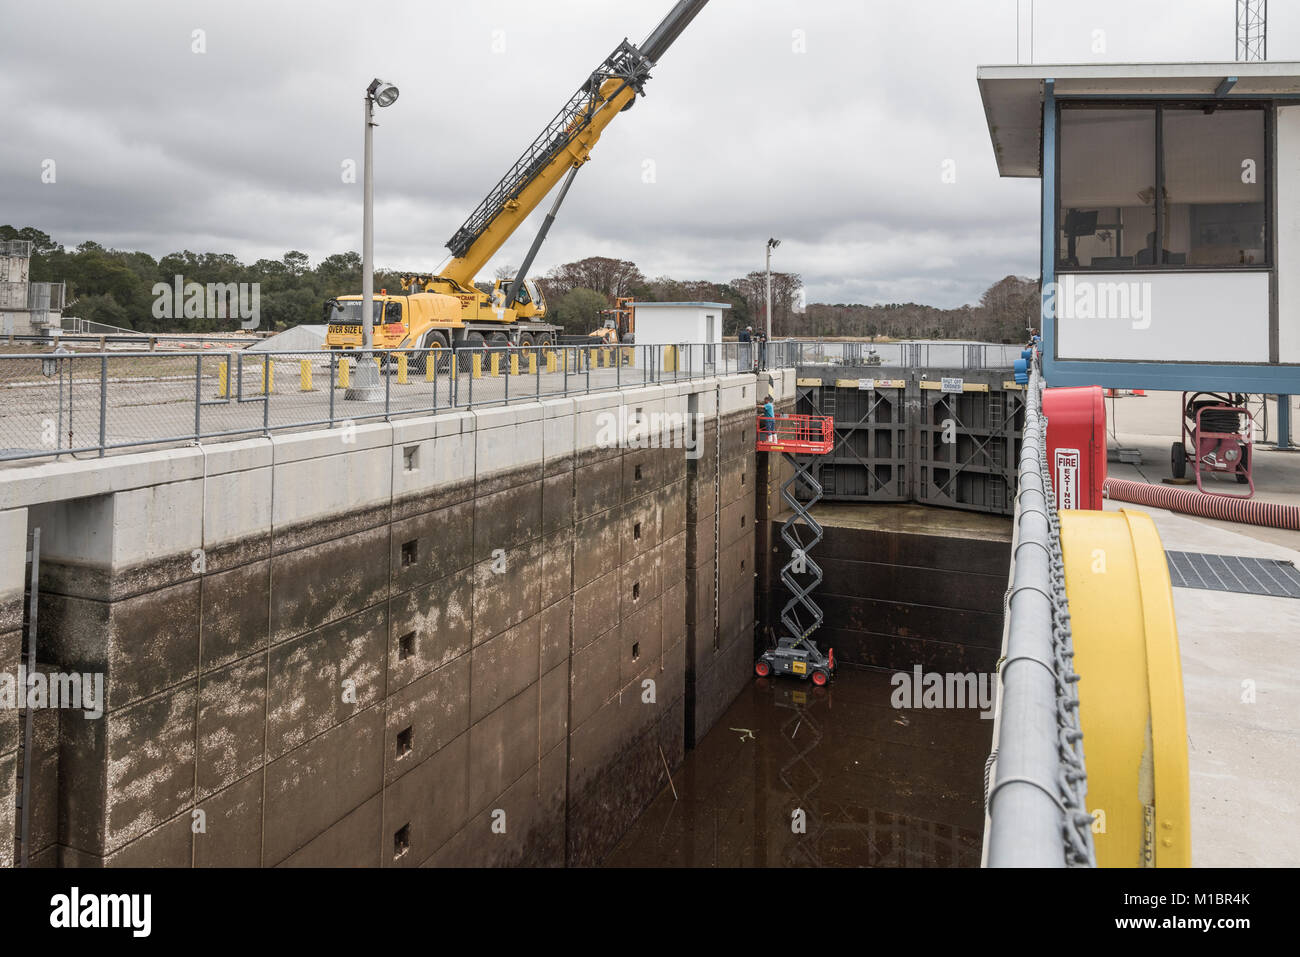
[755,414,835,455]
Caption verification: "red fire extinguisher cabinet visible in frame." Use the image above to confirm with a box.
[1042,386,1107,511]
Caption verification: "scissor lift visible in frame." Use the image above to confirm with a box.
[755,414,838,685]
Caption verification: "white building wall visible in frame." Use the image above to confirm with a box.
[1278,105,1300,364]
[632,306,726,347]
[1054,271,1270,363]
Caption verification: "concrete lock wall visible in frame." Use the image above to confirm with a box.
[0,509,27,868]
[0,370,780,867]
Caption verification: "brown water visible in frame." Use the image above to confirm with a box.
[605,667,990,867]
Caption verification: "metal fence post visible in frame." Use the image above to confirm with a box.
[329,352,336,428]
[98,354,107,457]
[194,354,202,440]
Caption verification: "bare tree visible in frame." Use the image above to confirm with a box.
[545,256,646,301]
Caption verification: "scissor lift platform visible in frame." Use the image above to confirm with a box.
[755,413,835,455]
[755,413,838,684]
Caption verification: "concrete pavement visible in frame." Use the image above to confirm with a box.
[1094,393,1299,866]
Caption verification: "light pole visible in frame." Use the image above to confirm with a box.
[347,78,400,401]
[765,237,780,344]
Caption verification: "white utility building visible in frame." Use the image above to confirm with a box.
[631,301,730,371]
[632,301,730,346]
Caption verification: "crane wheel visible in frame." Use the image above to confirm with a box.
[413,332,448,374]
[754,660,771,677]
[518,332,535,358]
[811,669,829,687]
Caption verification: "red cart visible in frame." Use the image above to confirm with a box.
[1170,392,1254,498]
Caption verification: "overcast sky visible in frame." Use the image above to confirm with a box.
[2,0,1296,308]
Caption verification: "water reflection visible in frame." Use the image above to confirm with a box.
[605,668,989,867]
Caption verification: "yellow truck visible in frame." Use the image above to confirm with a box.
[323,277,554,357]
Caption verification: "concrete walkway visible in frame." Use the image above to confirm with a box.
[1100,390,1300,867]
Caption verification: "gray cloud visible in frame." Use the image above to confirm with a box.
[2,0,1293,308]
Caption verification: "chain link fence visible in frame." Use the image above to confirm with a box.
[0,342,753,462]
[984,353,1096,867]
[0,337,1023,464]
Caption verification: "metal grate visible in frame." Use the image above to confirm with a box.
[1166,551,1300,599]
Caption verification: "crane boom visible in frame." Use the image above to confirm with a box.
[440,0,710,287]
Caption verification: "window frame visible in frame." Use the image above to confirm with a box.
[1054,99,1274,273]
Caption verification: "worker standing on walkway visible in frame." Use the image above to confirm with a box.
[761,395,776,443]
[739,325,753,371]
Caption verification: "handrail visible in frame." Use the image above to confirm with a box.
[984,352,1096,867]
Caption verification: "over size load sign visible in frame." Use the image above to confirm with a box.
[1055,448,1081,511]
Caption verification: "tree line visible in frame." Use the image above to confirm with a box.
[3,224,1039,342]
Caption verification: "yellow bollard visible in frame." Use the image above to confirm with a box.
[217,361,228,398]
[472,353,482,379]
[510,354,519,377]
[528,353,537,375]
[398,353,408,385]
[588,348,597,369]
[262,361,274,395]
[491,353,501,377]
[375,357,383,376]
[546,351,556,374]
[425,352,437,382]
[625,347,635,368]
[338,357,351,389]
[300,360,312,392]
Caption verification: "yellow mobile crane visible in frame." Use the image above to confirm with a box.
[324,0,711,360]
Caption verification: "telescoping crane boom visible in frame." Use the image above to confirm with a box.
[324,0,712,357]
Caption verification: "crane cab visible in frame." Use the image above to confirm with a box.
[490,278,547,321]
[324,295,406,349]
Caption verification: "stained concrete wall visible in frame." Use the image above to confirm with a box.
[1,371,785,867]
[682,375,774,746]
[0,508,26,868]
